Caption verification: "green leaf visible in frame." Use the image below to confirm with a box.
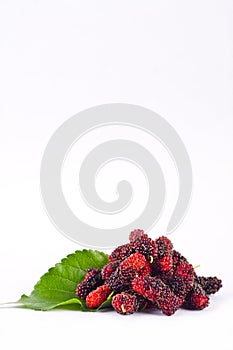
[16,250,109,311]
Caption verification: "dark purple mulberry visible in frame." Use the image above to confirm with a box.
[109,243,133,262]
[106,267,131,293]
[195,276,222,295]
[83,268,100,282]
[131,236,158,262]
[129,229,147,242]
[172,250,189,268]
[76,269,102,299]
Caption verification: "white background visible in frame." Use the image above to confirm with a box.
[0,1,233,349]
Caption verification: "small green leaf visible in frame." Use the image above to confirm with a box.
[16,249,109,311]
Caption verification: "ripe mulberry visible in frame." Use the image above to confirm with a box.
[172,250,188,267]
[109,243,133,262]
[106,267,131,293]
[86,285,111,309]
[132,276,179,316]
[120,252,151,279]
[183,282,209,310]
[83,268,100,282]
[168,262,195,305]
[155,236,173,257]
[153,236,173,273]
[131,236,158,262]
[112,293,137,315]
[129,229,147,242]
[76,269,103,299]
[154,255,173,272]
[101,261,119,280]
[196,276,222,295]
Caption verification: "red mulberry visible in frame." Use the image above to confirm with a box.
[112,293,137,315]
[120,252,151,279]
[132,276,179,316]
[173,263,195,290]
[153,236,173,273]
[168,262,195,304]
[86,285,111,309]
[155,236,173,257]
[183,282,209,310]
[154,255,173,272]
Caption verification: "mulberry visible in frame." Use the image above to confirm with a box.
[172,250,188,267]
[83,268,100,282]
[86,285,111,309]
[196,276,222,295]
[132,276,179,316]
[152,236,173,273]
[154,255,173,272]
[173,263,195,290]
[112,293,137,315]
[106,267,131,293]
[131,236,158,262]
[183,282,209,310]
[129,229,147,242]
[134,294,150,311]
[168,262,195,304]
[120,253,151,279]
[76,269,103,299]
[109,243,133,262]
[155,236,173,257]
[101,261,119,280]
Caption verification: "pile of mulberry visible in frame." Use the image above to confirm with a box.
[75,229,222,316]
